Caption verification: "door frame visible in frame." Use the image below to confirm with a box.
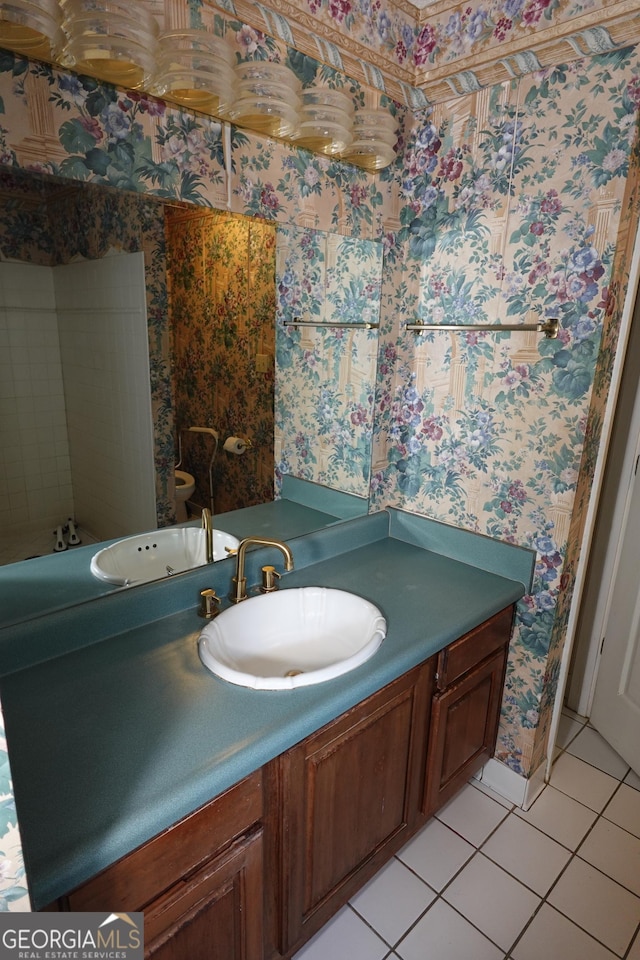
[544,219,640,781]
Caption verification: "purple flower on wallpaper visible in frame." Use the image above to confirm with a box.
[58,74,85,100]
[569,246,600,275]
[413,24,438,66]
[522,0,552,26]
[467,10,488,40]
[236,25,264,55]
[444,12,462,37]
[504,0,526,17]
[377,11,392,41]
[540,189,562,215]
[102,103,131,140]
[416,122,440,151]
[329,0,352,24]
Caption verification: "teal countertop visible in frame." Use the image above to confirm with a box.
[0,509,533,910]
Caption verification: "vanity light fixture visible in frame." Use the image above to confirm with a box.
[149,28,236,117]
[58,0,158,88]
[292,84,354,157]
[227,59,301,139]
[340,103,398,171]
[0,0,62,60]
[0,4,398,172]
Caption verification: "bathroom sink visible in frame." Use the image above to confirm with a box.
[198,587,387,690]
[90,527,240,586]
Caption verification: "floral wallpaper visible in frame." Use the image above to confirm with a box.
[275,226,382,496]
[167,208,276,514]
[370,48,640,774]
[1,36,640,908]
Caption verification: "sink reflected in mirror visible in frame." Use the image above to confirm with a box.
[90,527,240,587]
[198,586,386,690]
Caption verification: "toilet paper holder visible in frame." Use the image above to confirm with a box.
[223,436,253,455]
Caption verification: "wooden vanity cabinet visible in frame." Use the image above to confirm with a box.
[423,606,514,818]
[264,660,435,960]
[59,770,264,960]
[53,604,515,960]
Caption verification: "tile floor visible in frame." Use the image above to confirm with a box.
[293,709,640,960]
[0,524,97,566]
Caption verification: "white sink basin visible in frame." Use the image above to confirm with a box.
[198,587,386,690]
[90,526,240,586]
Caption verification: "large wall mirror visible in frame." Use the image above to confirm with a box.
[0,166,383,608]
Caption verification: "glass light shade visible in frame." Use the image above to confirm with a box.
[0,0,62,59]
[227,94,299,138]
[294,119,352,156]
[294,84,354,155]
[234,59,301,92]
[301,86,353,115]
[230,60,301,138]
[150,31,235,114]
[353,107,397,135]
[59,0,158,87]
[340,138,396,171]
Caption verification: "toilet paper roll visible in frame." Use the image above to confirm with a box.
[223,436,248,455]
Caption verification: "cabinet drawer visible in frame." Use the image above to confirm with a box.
[436,606,513,691]
[66,769,263,913]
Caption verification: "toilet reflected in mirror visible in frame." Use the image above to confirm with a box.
[174,470,195,523]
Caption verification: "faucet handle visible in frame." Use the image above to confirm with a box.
[199,588,221,619]
[260,565,281,593]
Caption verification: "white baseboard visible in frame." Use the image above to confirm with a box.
[474,758,547,810]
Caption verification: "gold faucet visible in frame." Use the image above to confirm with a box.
[230,537,294,603]
[202,508,214,563]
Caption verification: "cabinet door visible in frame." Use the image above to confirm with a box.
[424,645,507,818]
[144,829,263,960]
[271,662,433,955]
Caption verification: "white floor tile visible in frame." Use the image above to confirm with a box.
[557,713,586,749]
[604,783,640,839]
[350,857,436,947]
[511,904,618,960]
[516,784,598,849]
[292,905,389,960]
[625,769,640,791]
[547,857,640,957]
[442,852,540,952]
[471,777,514,809]
[482,812,571,895]
[550,753,619,813]
[395,899,503,960]
[578,818,640,896]
[436,782,508,846]
[396,818,475,892]
[567,727,630,780]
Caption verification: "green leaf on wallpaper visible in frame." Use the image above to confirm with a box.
[0,754,11,797]
[85,86,117,117]
[0,797,16,836]
[525,80,548,105]
[0,49,17,74]
[552,362,592,400]
[58,118,97,154]
[287,49,321,86]
[84,148,111,176]
[58,155,93,180]
[0,96,3,114]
